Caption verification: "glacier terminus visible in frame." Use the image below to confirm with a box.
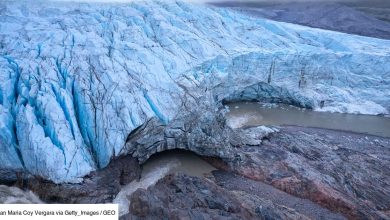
[0,0,389,183]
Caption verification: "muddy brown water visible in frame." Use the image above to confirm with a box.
[136,102,390,180]
[117,102,389,217]
[226,102,390,137]
[142,150,217,178]
[114,150,216,216]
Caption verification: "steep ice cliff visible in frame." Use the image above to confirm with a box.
[0,0,389,183]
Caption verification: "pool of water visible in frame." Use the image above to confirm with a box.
[142,150,217,178]
[226,102,390,137]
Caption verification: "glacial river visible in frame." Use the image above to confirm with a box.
[115,102,390,216]
[226,102,390,137]
[114,150,216,216]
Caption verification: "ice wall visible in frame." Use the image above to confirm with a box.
[0,0,389,182]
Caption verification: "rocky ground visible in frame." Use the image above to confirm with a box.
[124,121,390,220]
[123,171,347,220]
[206,126,390,219]
[122,174,254,220]
[213,170,346,220]
[27,155,141,204]
[120,93,390,219]
[211,1,390,40]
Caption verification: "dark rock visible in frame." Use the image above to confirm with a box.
[213,2,390,40]
[27,155,141,204]
[208,126,390,219]
[0,169,30,187]
[123,94,271,166]
[123,96,242,164]
[122,173,326,220]
[238,191,312,220]
[123,173,253,220]
[123,93,390,219]
[128,189,153,218]
[213,170,346,220]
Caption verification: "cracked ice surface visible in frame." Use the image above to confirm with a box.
[0,1,389,183]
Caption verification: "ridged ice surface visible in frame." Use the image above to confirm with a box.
[0,0,389,183]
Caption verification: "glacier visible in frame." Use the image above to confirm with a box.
[0,0,389,183]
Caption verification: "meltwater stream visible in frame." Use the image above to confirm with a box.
[115,102,390,216]
[114,150,216,216]
[226,102,390,137]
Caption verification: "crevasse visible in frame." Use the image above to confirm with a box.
[0,0,389,183]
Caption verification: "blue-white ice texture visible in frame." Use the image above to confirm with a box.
[0,1,389,183]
